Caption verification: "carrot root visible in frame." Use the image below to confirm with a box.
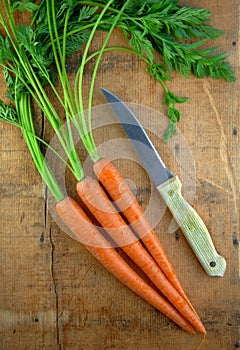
[76,177,206,335]
[56,196,196,335]
[93,159,195,301]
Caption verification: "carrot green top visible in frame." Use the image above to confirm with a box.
[0,0,236,196]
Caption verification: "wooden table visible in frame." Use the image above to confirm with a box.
[1,1,239,349]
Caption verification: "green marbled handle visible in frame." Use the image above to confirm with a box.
[157,176,226,277]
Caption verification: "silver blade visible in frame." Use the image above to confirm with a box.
[101,88,173,187]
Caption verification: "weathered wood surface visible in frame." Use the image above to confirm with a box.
[0,1,239,349]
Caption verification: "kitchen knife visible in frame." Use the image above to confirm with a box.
[101,88,226,277]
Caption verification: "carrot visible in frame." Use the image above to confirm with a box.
[94,159,201,319]
[93,159,191,300]
[56,196,196,335]
[76,177,206,335]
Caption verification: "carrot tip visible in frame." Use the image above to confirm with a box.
[199,325,207,335]
[183,322,196,336]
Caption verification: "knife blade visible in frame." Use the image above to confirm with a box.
[101,88,226,277]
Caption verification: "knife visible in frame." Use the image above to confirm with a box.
[101,88,226,277]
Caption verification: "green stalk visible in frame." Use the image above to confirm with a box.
[61,0,77,112]
[26,55,66,109]
[48,0,77,117]
[45,0,84,181]
[43,20,110,52]
[75,0,115,115]
[46,0,72,117]
[2,0,17,40]
[17,94,64,202]
[86,0,131,161]
[0,11,60,133]
[1,0,84,181]
[2,0,84,181]
[85,46,146,64]
[69,0,116,160]
[0,9,65,134]
[73,0,131,162]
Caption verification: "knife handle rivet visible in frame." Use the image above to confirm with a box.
[168,190,174,197]
[210,261,216,267]
[188,225,195,232]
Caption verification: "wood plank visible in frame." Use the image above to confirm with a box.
[0,1,239,349]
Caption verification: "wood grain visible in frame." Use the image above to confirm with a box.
[0,1,239,349]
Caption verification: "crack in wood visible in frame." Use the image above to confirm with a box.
[44,185,48,229]
[202,80,239,217]
[49,226,61,350]
[40,105,62,348]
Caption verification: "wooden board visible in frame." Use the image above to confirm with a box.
[0,1,239,349]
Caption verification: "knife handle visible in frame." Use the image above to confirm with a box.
[157,176,226,277]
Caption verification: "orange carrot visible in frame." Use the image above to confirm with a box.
[93,158,191,301]
[94,159,201,320]
[76,177,206,335]
[56,196,196,335]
